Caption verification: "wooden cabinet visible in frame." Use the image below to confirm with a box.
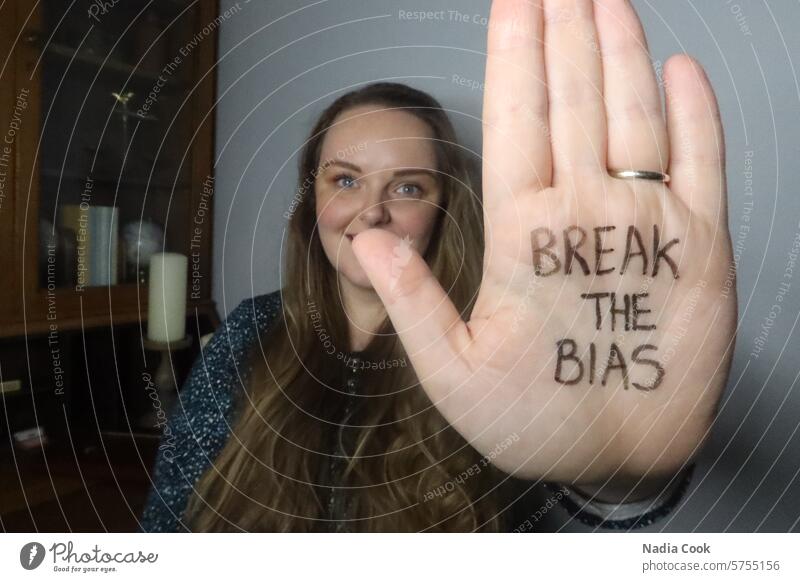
[0,1,222,462]
[1,0,220,337]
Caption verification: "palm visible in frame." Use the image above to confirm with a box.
[353,0,736,484]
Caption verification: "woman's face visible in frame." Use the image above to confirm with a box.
[314,104,443,290]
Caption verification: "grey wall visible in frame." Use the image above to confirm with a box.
[211,0,800,531]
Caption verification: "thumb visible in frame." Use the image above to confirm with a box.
[351,228,470,374]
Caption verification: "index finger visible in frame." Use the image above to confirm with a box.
[483,0,552,206]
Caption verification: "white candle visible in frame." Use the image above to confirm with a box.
[147,252,188,342]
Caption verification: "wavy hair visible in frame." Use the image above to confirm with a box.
[185,82,515,531]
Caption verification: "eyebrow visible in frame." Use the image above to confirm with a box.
[320,159,438,180]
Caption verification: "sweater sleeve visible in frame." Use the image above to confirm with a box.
[138,292,283,532]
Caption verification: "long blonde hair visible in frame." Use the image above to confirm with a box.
[185,82,514,531]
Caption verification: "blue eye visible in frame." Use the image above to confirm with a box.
[395,183,422,197]
[334,174,357,189]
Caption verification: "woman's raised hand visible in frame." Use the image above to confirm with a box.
[352,0,735,485]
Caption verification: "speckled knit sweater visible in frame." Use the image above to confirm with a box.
[139,290,692,532]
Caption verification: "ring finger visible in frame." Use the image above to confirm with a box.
[594,0,669,175]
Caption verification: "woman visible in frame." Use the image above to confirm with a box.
[142,0,734,532]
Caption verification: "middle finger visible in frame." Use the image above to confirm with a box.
[544,0,608,182]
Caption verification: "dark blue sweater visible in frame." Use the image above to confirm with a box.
[139,290,691,532]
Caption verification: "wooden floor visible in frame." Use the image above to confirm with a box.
[1,433,159,532]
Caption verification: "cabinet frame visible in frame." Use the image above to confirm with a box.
[2,0,220,338]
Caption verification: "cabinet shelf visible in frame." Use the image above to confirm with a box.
[0,292,219,339]
[44,42,183,89]
[41,168,190,191]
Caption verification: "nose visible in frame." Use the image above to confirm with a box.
[357,186,390,227]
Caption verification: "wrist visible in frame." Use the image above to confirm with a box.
[546,464,696,529]
[572,472,678,504]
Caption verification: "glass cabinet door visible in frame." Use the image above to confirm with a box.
[35,0,200,291]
